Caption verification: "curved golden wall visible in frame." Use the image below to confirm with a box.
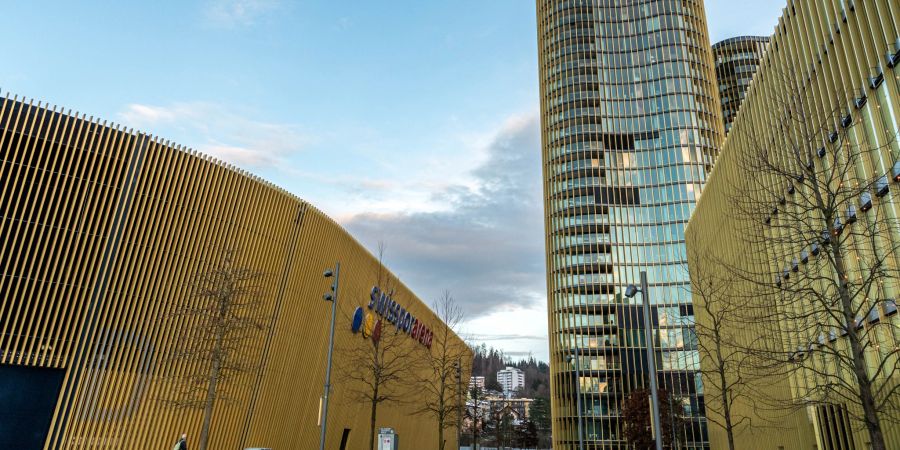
[0,94,469,450]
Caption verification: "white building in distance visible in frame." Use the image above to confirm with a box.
[496,366,525,397]
[469,376,485,392]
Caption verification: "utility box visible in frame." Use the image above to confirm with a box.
[377,427,398,450]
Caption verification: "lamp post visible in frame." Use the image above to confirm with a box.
[566,348,584,450]
[471,385,481,449]
[669,393,678,448]
[319,263,340,450]
[455,360,462,450]
[626,271,663,450]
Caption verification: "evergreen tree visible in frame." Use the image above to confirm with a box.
[513,420,539,449]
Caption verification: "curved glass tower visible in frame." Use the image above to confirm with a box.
[712,36,769,133]
[537,1,725,448]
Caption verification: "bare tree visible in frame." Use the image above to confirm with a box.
[414,290,469,450]
[621,388,683,450]
[466,385,484,449]
[484,400,515,448]
[686,254,755,450]
[165,248,269,450]
[337,242,415,450]
[714,65,900,450]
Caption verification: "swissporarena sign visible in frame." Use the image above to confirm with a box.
[351,286,433,349]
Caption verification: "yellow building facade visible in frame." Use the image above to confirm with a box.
[687,0,900,449]
[0,94,470,450]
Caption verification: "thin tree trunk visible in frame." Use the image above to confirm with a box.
[199,321,226,449]
[198,356,220,450]
[832,243,886,450]
[800,165,889,450]
[472,391,480,449]
[473,403,479,449]
[858,378,887,450]
[369,398,378,450]
[716,339,735,450]
[724,396,735,450]
[438,386,445,450]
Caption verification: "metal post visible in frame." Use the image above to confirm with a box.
[639,271,663,450]
[456,360,462,450]
[573,345,584,450]
[319,263,340,450]
[669,393,678,449]
[472,386,480,449]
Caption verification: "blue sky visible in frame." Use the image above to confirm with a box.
[0,0,786,362]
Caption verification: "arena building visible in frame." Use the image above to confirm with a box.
[0,94,470,450]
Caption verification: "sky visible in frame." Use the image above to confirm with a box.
[0,0,786,363]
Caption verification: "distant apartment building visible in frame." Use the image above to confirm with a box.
[497,366,525,397]
[469,376,486,392]
[490,397,534,423]
[466,396,535,428]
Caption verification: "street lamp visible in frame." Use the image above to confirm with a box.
[319,263,340,450]
[625,271,663,450]
[565,350,584,450]
[455,360,462,450]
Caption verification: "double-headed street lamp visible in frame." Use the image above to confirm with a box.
[319,263,340,450]
[625,270,663,450]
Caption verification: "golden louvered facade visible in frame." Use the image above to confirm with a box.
[0,94,469,450]
[687,0,900,449]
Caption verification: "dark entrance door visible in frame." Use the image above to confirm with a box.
[0,364,65,448]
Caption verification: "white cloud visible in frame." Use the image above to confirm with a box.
[343,110,548,360]
[322,112,534,220]
[203,0,281,28]
[203,143,279,167]
[119,104,176,123]
[463,304,550,362]
[119,101,311,169]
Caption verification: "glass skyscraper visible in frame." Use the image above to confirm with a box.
[712,36,769,133]
[537,1,725,448]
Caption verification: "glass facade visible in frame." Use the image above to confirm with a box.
[537,1,725,448]
[711,36,769,133]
